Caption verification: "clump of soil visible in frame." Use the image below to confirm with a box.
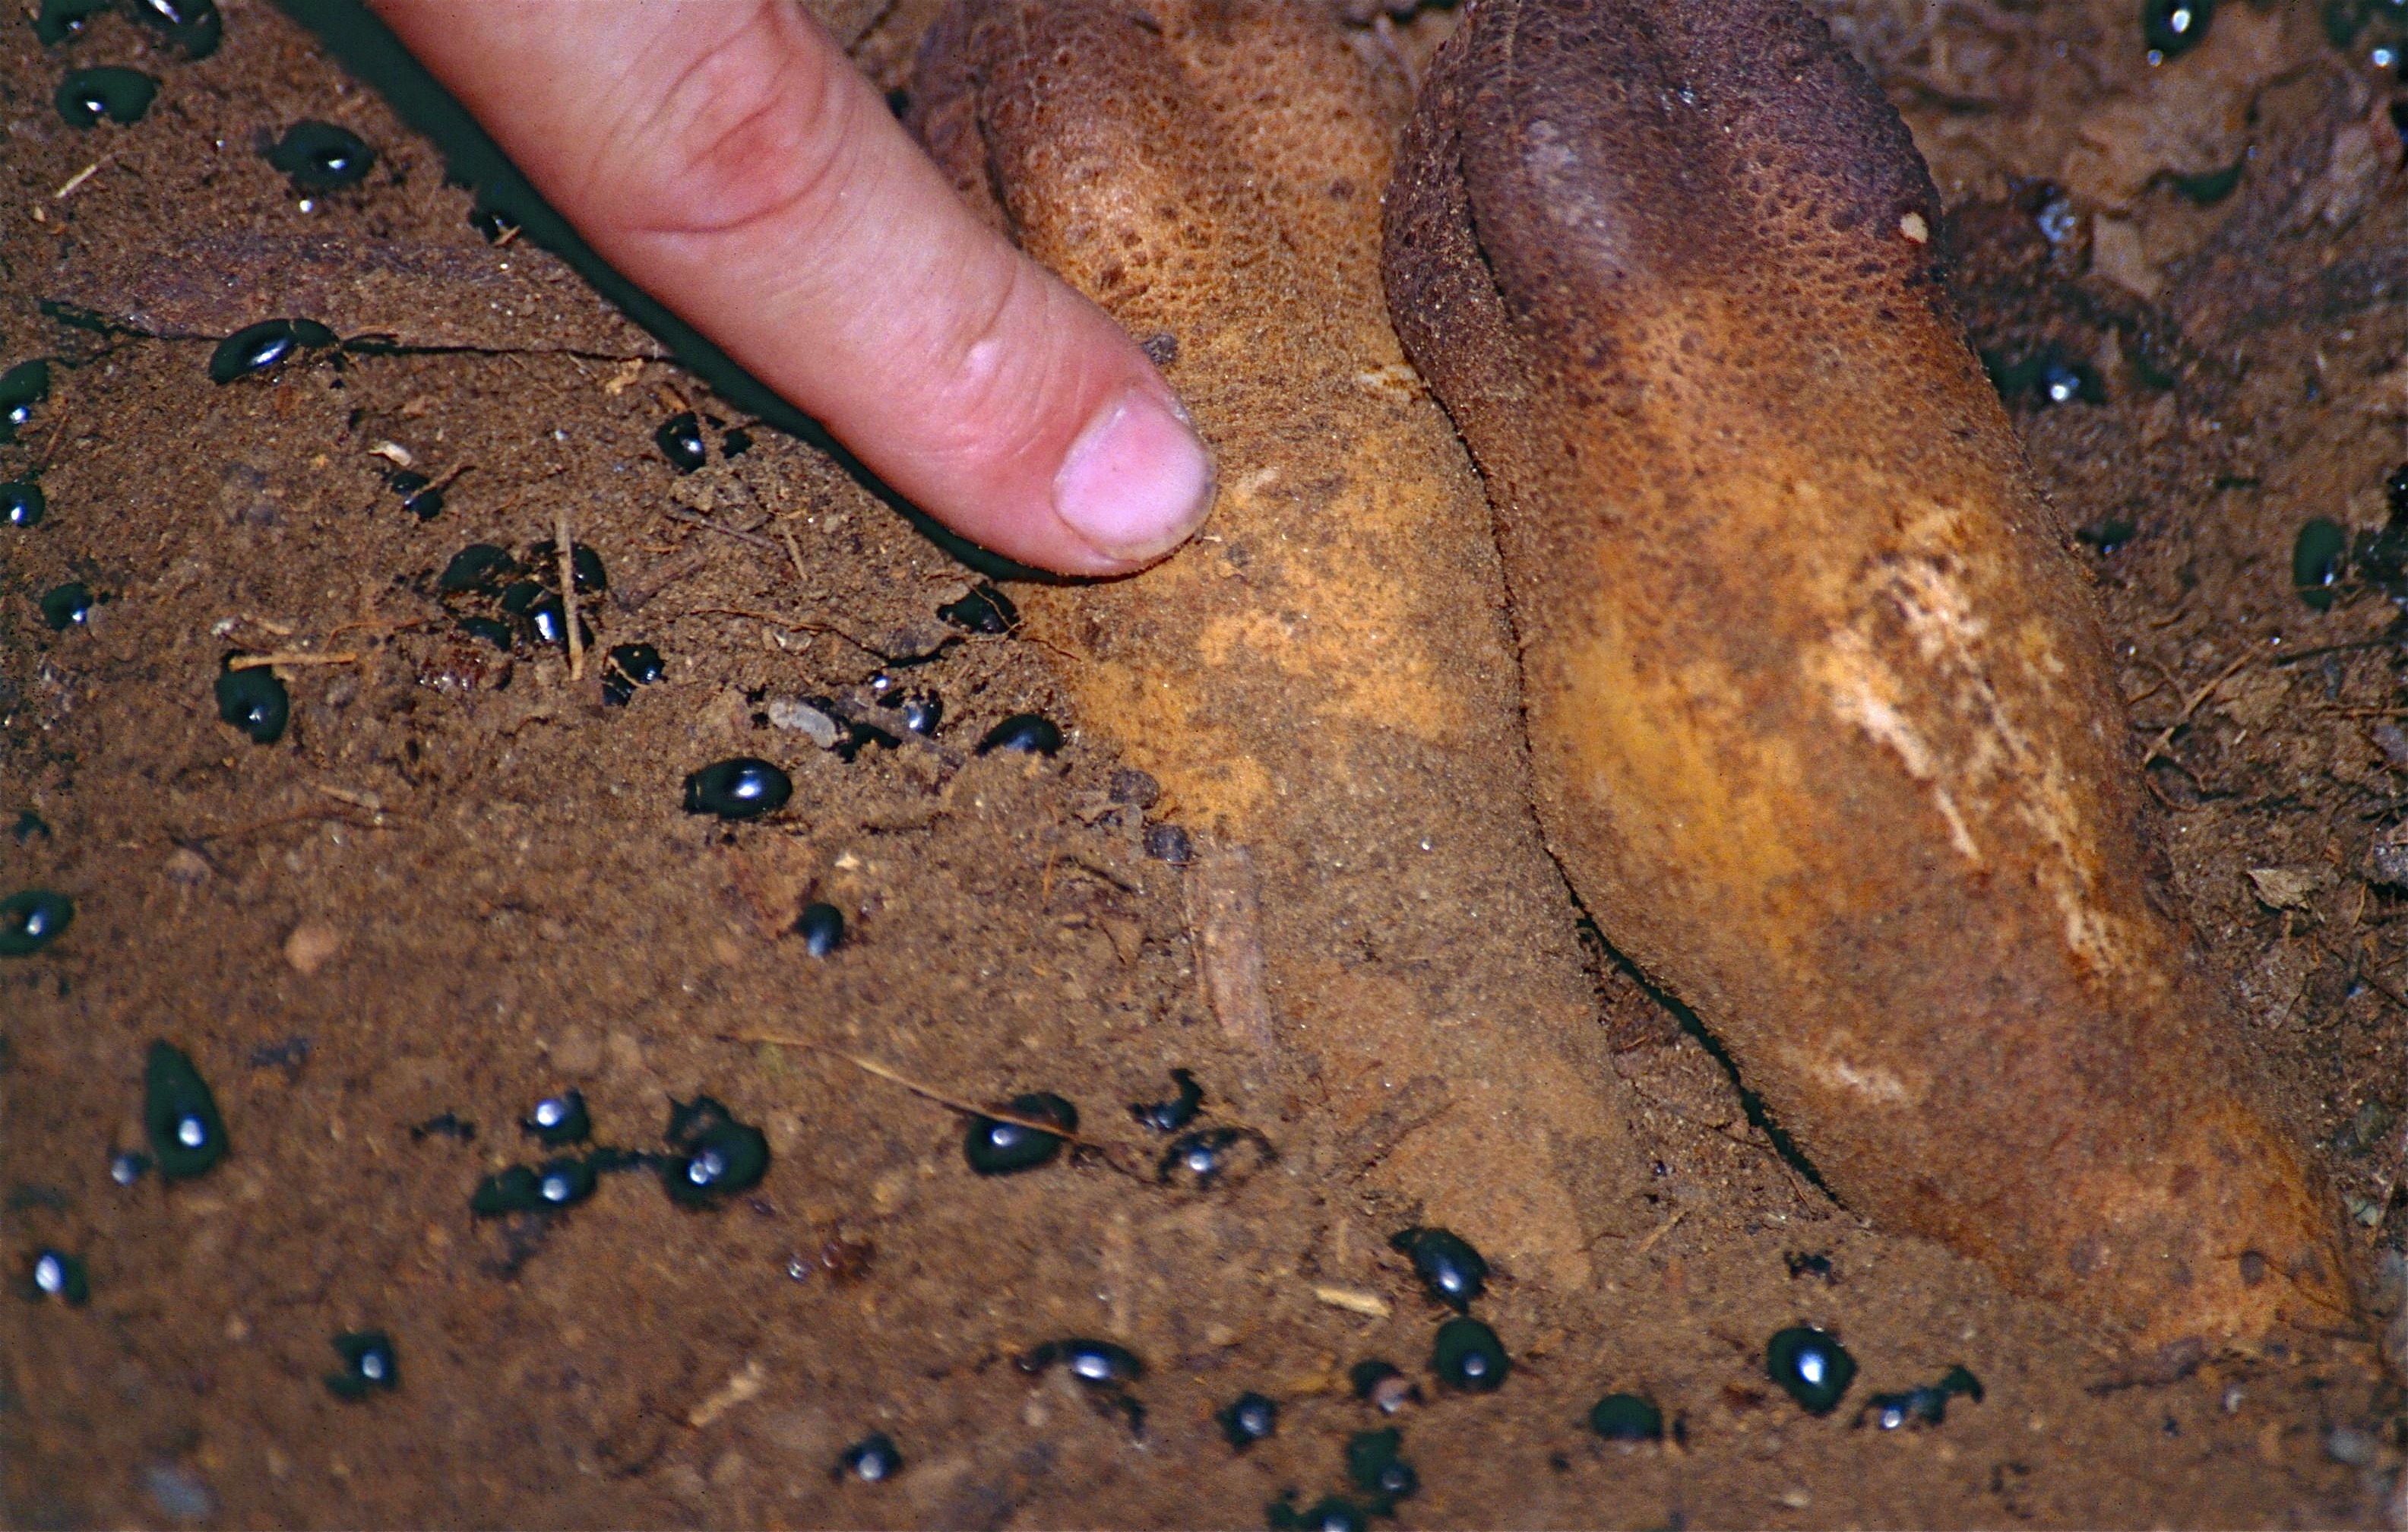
[2,2,2403,1527]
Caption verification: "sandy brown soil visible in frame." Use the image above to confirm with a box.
[2,1,2405,1527]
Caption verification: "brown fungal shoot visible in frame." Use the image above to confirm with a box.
[912,0,1640,1287]
[1381,0,2351,1353]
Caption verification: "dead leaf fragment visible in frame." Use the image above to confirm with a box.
[2245,867,2324,911]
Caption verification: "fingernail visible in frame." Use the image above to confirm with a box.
[1052,389,1214,564]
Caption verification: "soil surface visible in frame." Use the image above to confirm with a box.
[3,2,2406,1527]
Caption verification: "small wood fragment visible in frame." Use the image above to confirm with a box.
[1311,1284,1392,1319]
[1183,843,1277,1055]
[685,1359,766,1429]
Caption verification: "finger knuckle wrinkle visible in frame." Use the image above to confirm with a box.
[607,11,851,240]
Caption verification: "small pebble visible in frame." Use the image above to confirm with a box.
[1391,1227,1489,1312]
[142,1463,215,1523]
[658,1094,770,1207]
[143,1040,227,1178]
[325,1330,398,1399]
[2326,1424,2381,1466]
[0,889,73,957]
[283,920,341,976]
[55,66,157,127]
[1144,823,1192,865]
[214,661,290,744]
[2,480,45,528]
[682,758,792,821]
[142,1463,215,1524]
[1589,1392,1665,1442]
[264,120,375,190]
[2375,1246,2408,1314]
[767,698,843,746]
[521,1091,590,1147]
[1109,768,1160,807]
[39,581,94,631]
[794,901,845,956]
[208,318,337,385]
[964,1092,1077,1175]
[1217,1391,1278,1450]
[655,411,707,473]
[1131,1068,1204,1132]
[1765,1325,1856,1416]
[1431,1316,1510,1393]
[24,1249,89,1306]
[836,1432,903,1483]
[976,712,1062,756]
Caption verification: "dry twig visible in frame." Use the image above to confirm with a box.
[717,1032,1106,1147]
[666,506,778,549]
[2138,654,2250,769]
[555,506,584,681]
[226,651,359,670]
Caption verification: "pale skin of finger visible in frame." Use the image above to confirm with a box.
[369,0,1215,575]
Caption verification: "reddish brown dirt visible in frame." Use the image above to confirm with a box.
[1,2,2403,1527]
